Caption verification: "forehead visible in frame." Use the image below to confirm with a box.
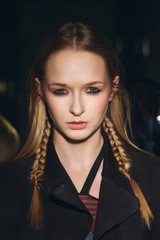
[44,50,109,84]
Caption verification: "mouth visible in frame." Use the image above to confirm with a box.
[67,121,88,130]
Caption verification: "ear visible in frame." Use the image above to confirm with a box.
[35,77,43,97]
[109,75,119,102]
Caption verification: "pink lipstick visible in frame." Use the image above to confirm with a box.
[67,121,88,130]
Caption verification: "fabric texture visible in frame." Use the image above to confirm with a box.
[0,132,160,240]
[79,195,98,233]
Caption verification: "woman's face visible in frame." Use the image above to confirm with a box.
[40,50,113,142]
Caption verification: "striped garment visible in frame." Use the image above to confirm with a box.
[79,194,98,233]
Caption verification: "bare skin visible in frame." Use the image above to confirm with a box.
[54,128,104,197]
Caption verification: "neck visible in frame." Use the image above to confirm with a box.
[53,128,104,170]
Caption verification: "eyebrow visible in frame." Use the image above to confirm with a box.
[48,81,105,87]
[49,83,67,87]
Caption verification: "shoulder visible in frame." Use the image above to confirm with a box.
[128,149,160,179]
[0,155,35,185]
[128,149,160,208]
[0,156,35,201]
[0,155,35,205]
[0,156,35,235]
[0,156,35,238]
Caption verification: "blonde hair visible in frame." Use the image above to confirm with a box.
[15,22,153,229]
[103,116,153,229]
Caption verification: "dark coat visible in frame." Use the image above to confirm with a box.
[0,133,160,240]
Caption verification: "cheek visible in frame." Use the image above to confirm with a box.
[45,95,62,119]
[98,97,109,112]
[89,95,110,114]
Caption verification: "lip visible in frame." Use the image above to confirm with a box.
[67,121,88,130]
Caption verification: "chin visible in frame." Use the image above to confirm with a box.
[57,126,100,143]
[64,132,91,143]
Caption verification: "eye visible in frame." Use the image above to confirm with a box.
[86,87,101,94]
[53,89,67,96]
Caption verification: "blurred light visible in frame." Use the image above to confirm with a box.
[115,38,123,54]
[142,38,150,57]
[0,80,7,95]
[156,115,160,124]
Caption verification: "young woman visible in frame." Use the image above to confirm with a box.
[0,22,160,240]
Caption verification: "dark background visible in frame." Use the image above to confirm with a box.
[0,0,160,155]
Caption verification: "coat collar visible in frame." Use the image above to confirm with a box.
[43,130,140,239]
[93,133,139,239]
[43,131,87,212]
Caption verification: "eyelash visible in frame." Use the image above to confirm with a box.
[86,87,101,94]
[53,89,67,96]
[53,87,101,96]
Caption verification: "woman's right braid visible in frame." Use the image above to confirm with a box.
[30,117,51,185]
[29,117,51,229]
[103,116,153,229]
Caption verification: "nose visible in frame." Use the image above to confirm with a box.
[69,92,84,116]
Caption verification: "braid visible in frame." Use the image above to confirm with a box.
[103,116,153,229]
[29,117,51,229]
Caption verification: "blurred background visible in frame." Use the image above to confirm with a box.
[0,0,160,156]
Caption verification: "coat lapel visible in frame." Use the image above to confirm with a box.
[43,132,89,213]
[94,134,140,240]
